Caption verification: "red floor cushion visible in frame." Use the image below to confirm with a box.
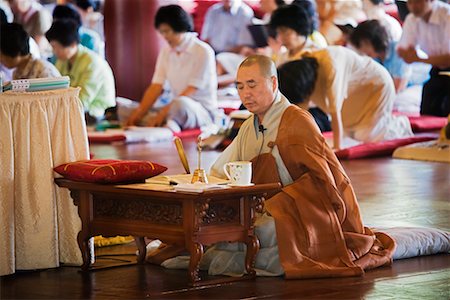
[407,115,447,132]
[173,128,202,139]
[88,132,126,144]
[335,135,438,160]
[54,159,167,183]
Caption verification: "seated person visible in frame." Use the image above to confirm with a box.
[52,4,104,57]
[124,5,217,131]
[292,0,328,48]
[265,3,325,65]
[362,0,403,42]
[278,46,413,150]
[73,0,105,40]
[45,19,116,122]
[269,4,330,132]
[316,0,365,45]
[210,55,396,278]
[397,0,450,117]
[0,22,60,80]
[349,19,430,113]
[350,19,411,93]
[8,0,53,58]
[201,0,254,54]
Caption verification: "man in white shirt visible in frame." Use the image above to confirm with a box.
[201,0,254,53]
[125,5,217,131]
[362,0,403,42]
[397,0,450,116]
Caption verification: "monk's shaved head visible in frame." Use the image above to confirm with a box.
[239,54,278,79]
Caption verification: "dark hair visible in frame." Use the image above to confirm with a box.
[75,0,96,11]
[369,0,384,4]
[292,0,319,31]
[45,19,80,47]
[154,5,193,33]
[52,4,82,27]
[275,0,286,6]
[277,57,319,104]
[0,23,30,57]
[0,8,7,24]
[270,4,312,36]
[349,20,389,54]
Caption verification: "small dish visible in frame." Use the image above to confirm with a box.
[227,183,255,187]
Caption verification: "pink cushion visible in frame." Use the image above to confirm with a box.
[335,135,438,160]
[407,115,447,132]
[54,159,167,183]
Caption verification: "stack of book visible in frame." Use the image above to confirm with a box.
[2,76,70,92]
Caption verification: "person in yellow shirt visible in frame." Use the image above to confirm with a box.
[45,19,115,122]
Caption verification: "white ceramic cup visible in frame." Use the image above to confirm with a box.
[223,161,252,185]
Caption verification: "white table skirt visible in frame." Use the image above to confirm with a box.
[0,88,90,276]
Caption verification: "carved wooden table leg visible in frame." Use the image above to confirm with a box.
[245,235,260,277]
[77,232,92,271]
[134,237,146,264]
[188,242,204,285]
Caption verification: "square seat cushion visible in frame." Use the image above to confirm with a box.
[54,159,167,183]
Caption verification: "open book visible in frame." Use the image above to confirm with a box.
[146,174,229,185]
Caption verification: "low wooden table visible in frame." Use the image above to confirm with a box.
[55,179,281,286]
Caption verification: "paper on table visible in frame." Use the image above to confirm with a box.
[146,174,229,185]
[115,183,175,191]
[174,182,228,193]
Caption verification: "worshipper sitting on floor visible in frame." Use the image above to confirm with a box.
[8,0,53,58]
[123,5,217,132]
[0,22,60,80]
[269,3,331,131]
[397,0,450,117]
[73,0,104,40]
[201,0,255,55]
[45,19,115,123]
[361,0,403,42]
[215,0,287,88]
[349,19,430,113]
[52,4,104,57]
[277,46,413,150]
[207,54,396,278]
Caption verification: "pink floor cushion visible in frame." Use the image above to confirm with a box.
[407,115,448,132]
[335,135,438,160]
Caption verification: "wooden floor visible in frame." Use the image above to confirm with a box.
[2,138,449,299]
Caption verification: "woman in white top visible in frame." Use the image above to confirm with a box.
[125,5,217,131]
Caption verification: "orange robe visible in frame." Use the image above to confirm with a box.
[253,105,396,278]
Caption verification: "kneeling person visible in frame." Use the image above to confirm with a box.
[211,55,395,278]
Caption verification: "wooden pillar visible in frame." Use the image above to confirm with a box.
[104,0,165,101]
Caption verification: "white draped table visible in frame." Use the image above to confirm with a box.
[0,88,89,276]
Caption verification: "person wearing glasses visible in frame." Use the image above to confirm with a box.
[123,5,217,132]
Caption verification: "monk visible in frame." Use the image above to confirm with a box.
[210,55,396,278]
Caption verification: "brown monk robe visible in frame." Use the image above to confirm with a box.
[250,105,396,278]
